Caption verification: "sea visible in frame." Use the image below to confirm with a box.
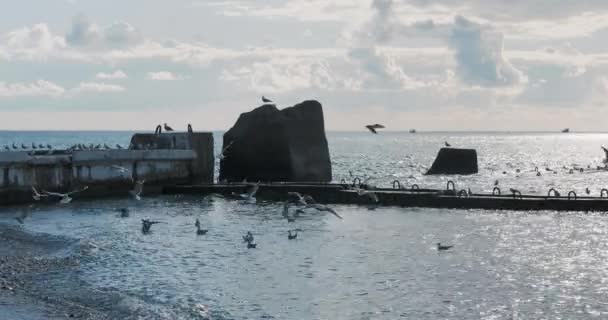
[2,131,608,319]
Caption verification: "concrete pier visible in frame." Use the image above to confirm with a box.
[163,183,608,212]
[0,132,213,205]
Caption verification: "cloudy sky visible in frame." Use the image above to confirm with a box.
[2,0,608,131]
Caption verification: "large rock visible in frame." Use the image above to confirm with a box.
[426,148,478,175]
[219,100,332,182]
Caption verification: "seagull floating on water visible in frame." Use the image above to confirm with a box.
[43,186,89,204]
[437,243,453,251]
[288,230,298,240]
[141,219,161,234]
[365,124,385,134]
[243,231,254,243]
[195,219,208,235]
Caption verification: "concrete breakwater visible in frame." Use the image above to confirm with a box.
[164,182,608,212]
[0,132,213,205]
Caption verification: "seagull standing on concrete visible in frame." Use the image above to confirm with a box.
[130,180,145,200]
[445,141,451,147]
[116,144,123,149]
[262,96,272,103]
[365,124,385,134]
[164,123,174,132]
[43,186,89,204]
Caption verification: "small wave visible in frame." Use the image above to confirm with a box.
[0,223,80,257]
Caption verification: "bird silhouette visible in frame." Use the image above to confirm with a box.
[444,141,451,147]
[365,124,385,134]
[164,123,174,132]
[288,230,298,240]
[262,96,272,103]
[437,243,453,251]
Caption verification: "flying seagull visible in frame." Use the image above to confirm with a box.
[305,203,343,219]
[31,186,48,201]
[43,186,89,204]
[238,182,260,200]
[130,180,145,200]
[262,96,272,103]
[164,123,174,132]
[365,124,385,134]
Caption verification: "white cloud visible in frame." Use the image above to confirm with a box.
[3,24,66,61]
[65,14,142,48]
[0,80,65,97]
[70,82,125,94]
[146,71,184,81]
[449,16,526,87]
[95,70,128,79]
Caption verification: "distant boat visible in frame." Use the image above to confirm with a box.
[409,129,416,133]
[561,128,570,133]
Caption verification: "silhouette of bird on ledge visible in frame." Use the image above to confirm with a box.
[262,96,272,103]
[365,124,385,134]
[445,141,451,147]
[164,123,174,132]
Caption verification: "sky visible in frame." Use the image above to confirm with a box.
[1,0,608,131]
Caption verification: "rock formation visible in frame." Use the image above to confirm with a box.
[426,148,478,175]
[219,100,332,182]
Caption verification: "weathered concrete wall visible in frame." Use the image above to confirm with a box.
[0,132,214,205]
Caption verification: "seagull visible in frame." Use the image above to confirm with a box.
[31,186,48,201]
[42,186,89,204]
[288,230,298,240]
[38,144,45,149]
[195,219,208,235]
[141,219,161,234]
[12,143,17,150]
[494,180,499,186]
[356,189,379,203]
[247,242,257,249]
[31,142,37,149]
[262,96,272,103]
[46,144,52,149]
[118,208,129,218]
[21,143,27,149]
[243,231,254,243]
[445,141,451,147]
[238,182,260,200]
[94,144,101,150]
[130,180,145,200]
[509,188,520,196]
[287,192,308,206]
[217,141,234,160]
[111,165,130,174]
[3,146,9,151]
[586,187,591,195]
[164,123,174,132]
[104,143,111,149]
[437,243,453,251]
[365,124,385,134]
[116,144,123,149]
[88,143,94,149]
[305,203,343,219]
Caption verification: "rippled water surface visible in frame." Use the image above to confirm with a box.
[2,131,608,319]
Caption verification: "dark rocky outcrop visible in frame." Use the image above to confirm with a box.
[426,148,478,175]
[219,100,332,182]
